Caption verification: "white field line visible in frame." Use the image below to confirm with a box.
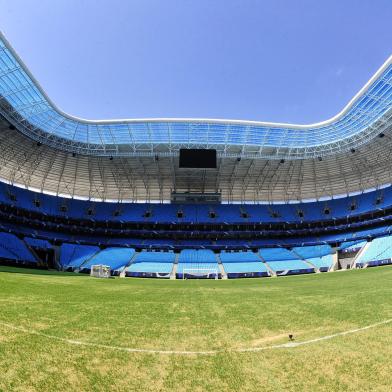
[0,318,391,356]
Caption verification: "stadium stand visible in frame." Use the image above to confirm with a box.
[219,250,269,278]
[126,250,175,278]
[292,245,333,272]
[60,243,100,270]
[259,248,314,275]
[2,182,392,225]
[177,249,219,279]
[80,247,136,273]
[339,240,368,253]
[24,237,52,249]
[0,232,36,263]
[356,236,392,267]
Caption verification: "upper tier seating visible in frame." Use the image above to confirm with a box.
[356,236,392,266]
[82,247,135,271]
[1,181,391,224]
[127,250,175,274]
[0,232,36,262]
[219,251,268,274]
[60,243,100,269]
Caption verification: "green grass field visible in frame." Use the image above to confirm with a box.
[0,266,392,392]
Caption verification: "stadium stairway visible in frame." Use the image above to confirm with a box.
[118,251,139,277]
[170,253,179,280]
[351,242,372,268]
[53,245,62,270]
[256,253,276,276]
[215,254,228,279]
[330,250,339,271]
[22,238,42,266]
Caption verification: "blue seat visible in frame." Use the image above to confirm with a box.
[259,247,313,274]
[127,251,175,273]
[220,251,268,274]
[83,247,136,271]
[0,232,36,262]
[60,243,100,268]
[177,249,218,276]
[357,236,392,266]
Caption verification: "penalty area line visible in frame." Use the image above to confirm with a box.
[0,318,391,356]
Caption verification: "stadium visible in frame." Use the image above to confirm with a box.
[0,12,392,392]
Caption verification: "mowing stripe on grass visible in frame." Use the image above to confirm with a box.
[1,318,391,356]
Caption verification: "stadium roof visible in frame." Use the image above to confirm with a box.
[0,31,391,203]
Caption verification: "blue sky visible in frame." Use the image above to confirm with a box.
[0,0,391,123]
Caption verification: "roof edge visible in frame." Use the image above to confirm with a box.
[1,30,391,130]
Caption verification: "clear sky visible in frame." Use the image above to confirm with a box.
[0,0,391,123]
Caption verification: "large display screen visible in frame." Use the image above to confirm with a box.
[179,149,217,169]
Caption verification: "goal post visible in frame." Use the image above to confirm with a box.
[182,267,219,280]
[90,264,111,278]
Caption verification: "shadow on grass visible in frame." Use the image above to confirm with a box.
[0,265,87,277]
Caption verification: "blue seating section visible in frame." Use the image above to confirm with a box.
[306,255,333,270]
[292,245,333,271]
[3,180,392,277]
[1,181,392,224]
[292,245,331,258]
[339,240,367,252]
[0,232,36,262]
[1,218,392,251]
[259,247,297,261]
[264,259,312,274]
[219,251,268,277]
[177,249,218,277]
[127,251,175,275]
[259,247,313,275]
[24,237,52,249]
[60,243,100,269]
[357,236,392,266]
[82,247,135,271]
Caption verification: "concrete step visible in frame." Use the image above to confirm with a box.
[170,253,179,279]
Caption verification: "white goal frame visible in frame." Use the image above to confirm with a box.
[182,268,219,280]
[90,264,111,278]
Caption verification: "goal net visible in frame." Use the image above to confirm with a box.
[182,267,219,279]
[90,264,111,278]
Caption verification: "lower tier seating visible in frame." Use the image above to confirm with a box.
[0,232,36,263]
[305,255,333,270]
[126,250,175,278]
[356,236,392,267]
[81,247,135,271]
[4,229,392,278]
[292,245,333,271]
[219,250,269,277]
[259,247,314,275]
[60,243,100,269]
[339,240,367,253]
[177,249,219,278]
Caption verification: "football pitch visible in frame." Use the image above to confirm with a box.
[0,265,391,392]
